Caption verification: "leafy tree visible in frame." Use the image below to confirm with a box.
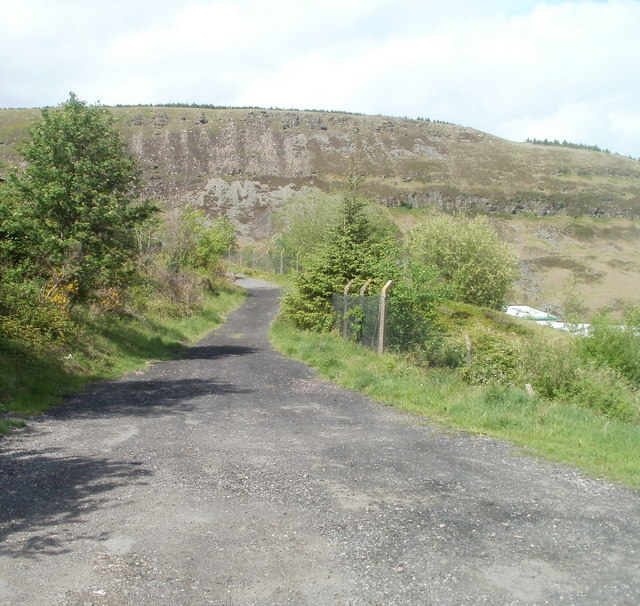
[406,215,519,308]
[5,93,157,302]
[160,207,236,274]
[282,176,400,331]
[271,189,340,260]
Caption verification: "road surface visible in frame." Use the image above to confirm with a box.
[0,278,639,605]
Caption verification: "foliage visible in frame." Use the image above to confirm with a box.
[3,93,157,302]
[270,318,640,488]
[271,189,340,260]
[0,276,79,354]
[281,176,400,331]
[149,207,236,311]
[406,215,520,308]
[383,261,452,354]
[577,306,640,386]
[434,306,640,422]
[525,137,610,154]
[161,207,235,273]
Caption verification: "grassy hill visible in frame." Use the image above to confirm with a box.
[2,105,639,315]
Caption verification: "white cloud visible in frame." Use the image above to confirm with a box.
[0,0,639,156]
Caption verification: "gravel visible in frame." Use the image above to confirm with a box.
[0,277,639,605]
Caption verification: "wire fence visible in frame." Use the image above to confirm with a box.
[226,251,428,355]
[332,281,430,354]
[226,248,300,274]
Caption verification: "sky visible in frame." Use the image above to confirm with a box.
[1,0,639,158]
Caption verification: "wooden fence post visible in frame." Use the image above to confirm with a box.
[377,280,394,354]
[359,279,372,297]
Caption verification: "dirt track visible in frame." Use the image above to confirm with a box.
[0,278,639,605]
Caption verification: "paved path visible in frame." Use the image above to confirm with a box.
[0,278,639,605]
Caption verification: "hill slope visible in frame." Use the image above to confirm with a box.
[1,105,639,314]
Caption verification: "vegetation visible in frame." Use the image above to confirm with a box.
[0,95,241,433]
[407,215,520,309]
[525,137,611,154]
[270,320,640,487]
[281,176,400,331]
[269,183,640,485]
[3,93,157,302]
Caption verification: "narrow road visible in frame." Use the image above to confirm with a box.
[1,278,639,605]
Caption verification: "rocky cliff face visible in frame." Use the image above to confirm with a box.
[2,105,639,312]
[112,107,640,239]
[2,106,640,240]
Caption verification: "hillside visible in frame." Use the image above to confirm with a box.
[1,105,640,314]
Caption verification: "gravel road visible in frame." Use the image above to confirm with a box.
[1,278,639,605]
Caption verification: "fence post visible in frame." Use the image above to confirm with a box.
[377,280,394,354]
[280,250,284,274]
[342,279,355,338]
[359,279,371,297]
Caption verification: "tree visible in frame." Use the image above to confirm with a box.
[271,189,340,261]
[160,207,236,274]
[281,176,400,331]
[406,215,519,308]
[5,93,157,302]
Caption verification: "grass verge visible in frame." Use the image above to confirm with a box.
[0,288,245,433]
[270,319,640,488]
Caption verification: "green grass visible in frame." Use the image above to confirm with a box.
[0,288,245,433]
[270,319,640,488]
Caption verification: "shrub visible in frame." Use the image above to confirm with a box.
[578,307,640,386]
[460,326,522,385]
[0,278,79,352]
[407,215,519,308]
[4,93,157,302]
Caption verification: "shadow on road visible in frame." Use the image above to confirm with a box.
[177,344,260,361]
[0,447,151,558]
[58,375,256,420]
[0,324,263,558]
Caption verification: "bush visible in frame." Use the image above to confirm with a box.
[407,215,519,308]
[432,306,639,422]
[578,307,640,386]
[0,278,79,352]
[460,326,522,385]
[4,93,157,302]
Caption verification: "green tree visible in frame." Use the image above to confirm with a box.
[406,215,519,308]
[160,207,236,274]
[282,176,399,331]
[5,93,157,302]
[271,189,340,261]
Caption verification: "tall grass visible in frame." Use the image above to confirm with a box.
[270,319,640,488]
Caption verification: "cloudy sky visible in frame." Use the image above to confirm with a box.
[1,0,639,157]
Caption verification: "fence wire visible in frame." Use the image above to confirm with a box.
[332,293,430,354]
[332,293,380,349]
